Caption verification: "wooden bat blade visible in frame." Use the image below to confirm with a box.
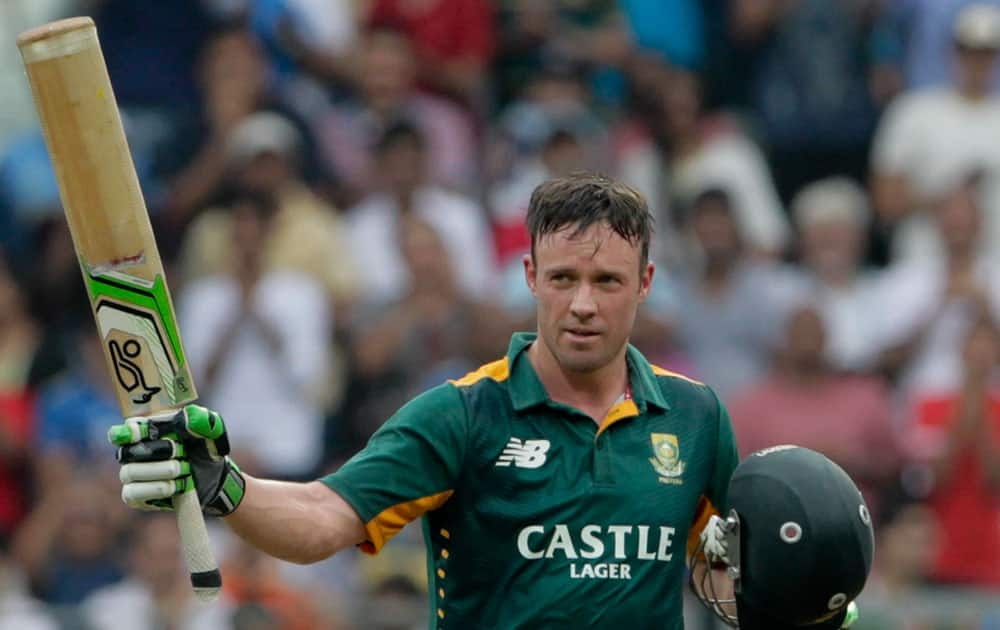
[17,17,221,601]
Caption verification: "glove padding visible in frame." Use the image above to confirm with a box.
[109,404,245,517]
[699,514,732,565]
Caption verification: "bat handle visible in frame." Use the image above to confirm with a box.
[173,487,222,600]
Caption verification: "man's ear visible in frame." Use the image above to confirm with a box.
[524,253,538,296]
[638,262,654,302]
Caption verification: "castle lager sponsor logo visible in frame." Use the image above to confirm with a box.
[516,524,676,580]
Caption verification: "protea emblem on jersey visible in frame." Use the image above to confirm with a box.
[649,433,685,484]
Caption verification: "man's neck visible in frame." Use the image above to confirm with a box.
[527,338,630,423]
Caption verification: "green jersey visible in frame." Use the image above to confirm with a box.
[321,332,739,629]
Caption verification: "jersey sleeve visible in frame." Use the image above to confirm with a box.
[687,389,740,556]
[319,383,468,554]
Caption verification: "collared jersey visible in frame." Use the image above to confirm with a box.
[321,333,739,629]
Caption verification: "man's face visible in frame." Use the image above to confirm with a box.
[362,31,415,111]
[524,222,653,373]
[692,201,740,264]
[956,44,999,93]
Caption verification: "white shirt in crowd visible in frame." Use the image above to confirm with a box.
[784,271,887,373]
[671,132,791,255]
[179,271,332,478]
[618,127,789,261]
[0,568,57,630]
[82,579,233,630]
[872,88,1000,259]
[347,186,496,305]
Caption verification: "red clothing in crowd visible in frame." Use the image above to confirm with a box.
[0,391,34,536]
[369,0,495,68]
[728,374,898,512]
[915,393,1000,586]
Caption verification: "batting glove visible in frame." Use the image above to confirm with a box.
[109,404,246,517]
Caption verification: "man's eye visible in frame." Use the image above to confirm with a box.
[598,275,620,284]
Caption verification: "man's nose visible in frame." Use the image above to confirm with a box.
[570,284,597,320]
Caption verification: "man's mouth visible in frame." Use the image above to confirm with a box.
[565,328,600,340]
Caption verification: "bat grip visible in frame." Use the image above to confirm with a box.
[173,487,222,600]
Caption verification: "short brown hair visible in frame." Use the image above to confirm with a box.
[526,172,654,268]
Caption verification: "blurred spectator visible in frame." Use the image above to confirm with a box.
[0,254,39,394]
[728,0,881,200]
[615,64,789,263]
[179,111,358,309]
[349,215,505,440]
[313,25,478,200]
[357,574,426,630]
[160,25,324,232]
[223,537,334,630]
[907,315,1000,586]
[491,55,608,187]
[11,476,126,608]
[490,129,587,271]
[619,0,705,70]
[0,535,57,630]
[82,514,233,630]
[89,0,221,204]
[788,177,884,372]
[91,0,217,110]
[661,188,798,400]
[18,218,90,390]
[366,0,495,105]
[854,490,939,630]
[0,255,37,540]
[729,304,899,513]
[877,174,1000,400]
[881,0,1000,89]
[492,1,630,111]
[871,3,1000,261]
[179,191,333,479]
[0,0,73,149]
[34,330,119,492]
[346,120,496,307]
[239,0,361,91]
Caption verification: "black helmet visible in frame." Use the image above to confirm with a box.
[689,446,874,629]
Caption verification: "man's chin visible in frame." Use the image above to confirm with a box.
[555,349,609,374]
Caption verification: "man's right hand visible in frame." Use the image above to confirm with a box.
[108,404,246,517]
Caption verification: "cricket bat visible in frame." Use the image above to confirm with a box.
[17,17,221,600]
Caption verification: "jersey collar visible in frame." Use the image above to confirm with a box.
[505,332,670,413]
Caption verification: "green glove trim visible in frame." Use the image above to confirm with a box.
[842,602,859,628]
[108,425,134,445]
[184,405,226,441]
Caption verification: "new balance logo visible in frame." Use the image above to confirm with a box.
[496,437,551,469]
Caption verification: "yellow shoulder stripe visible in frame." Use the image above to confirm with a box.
[687,495,719,559]
[360,490,455,555]
[449,357,510,387]
[651,364,703,386]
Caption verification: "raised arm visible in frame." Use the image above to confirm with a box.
[110,406,365,565]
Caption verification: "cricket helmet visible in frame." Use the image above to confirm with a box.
[689,446,874,629]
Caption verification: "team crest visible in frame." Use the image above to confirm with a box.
[649,433,685,484]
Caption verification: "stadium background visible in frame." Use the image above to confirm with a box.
[1,0,999,628]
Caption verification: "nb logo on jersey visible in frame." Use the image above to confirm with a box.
[495,437,550,469]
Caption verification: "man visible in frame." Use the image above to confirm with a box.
[728,304,898,518]
[871,2,1000,261]
[787,177,882,372]
[346,120,496,307]
[177,191,333,480]
[110,173,739,628]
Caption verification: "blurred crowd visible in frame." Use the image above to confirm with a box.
[1,0,1000,628]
